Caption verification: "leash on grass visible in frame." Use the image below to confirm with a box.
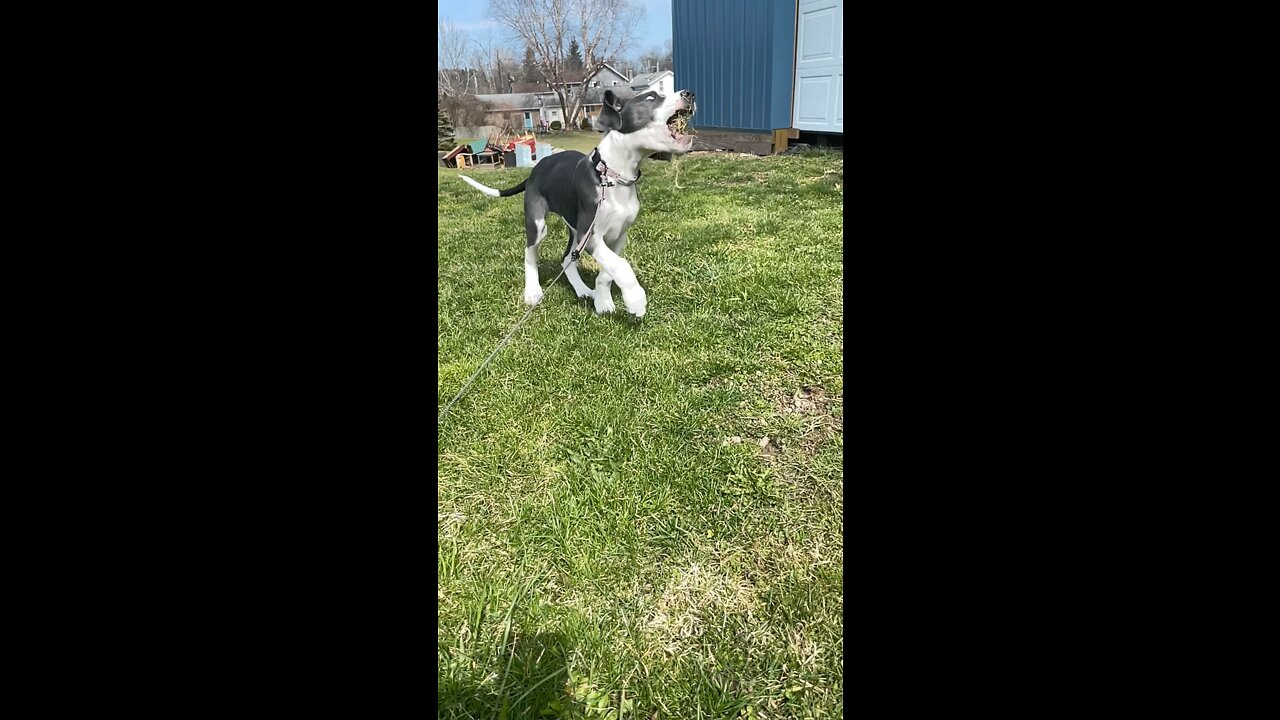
[436,263,568,428]
[438,184,609,428]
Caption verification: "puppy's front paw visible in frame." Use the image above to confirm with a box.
[593,292,615,314]
[622,286,647,317]
[524,287,544,306]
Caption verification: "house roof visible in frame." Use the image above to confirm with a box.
[473,84,636,112]
[630,70,673,89]
[474,93,543,110]
[581,86,634,106]
[567,63,631,83]
[509,63,633,92]
[600,62,630,82]
[509,81,547,94]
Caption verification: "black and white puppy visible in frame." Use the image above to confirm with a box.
[459,88,696,317]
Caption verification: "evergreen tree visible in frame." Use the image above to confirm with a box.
[567,39,584,72]
[438,100,456,151]
[522,46,540,83]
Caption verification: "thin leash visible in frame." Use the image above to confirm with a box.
[438,150,631,428]
[436,261,570,428]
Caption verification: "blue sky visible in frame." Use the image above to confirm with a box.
[438,0,672,56]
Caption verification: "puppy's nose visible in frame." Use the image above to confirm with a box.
[680,90,694,101]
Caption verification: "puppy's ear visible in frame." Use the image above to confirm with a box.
[603,89,623,110]
[597,103,622,132]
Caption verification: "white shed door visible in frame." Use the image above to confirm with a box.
[792,0,843,133]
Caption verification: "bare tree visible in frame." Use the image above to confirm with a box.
[469,36,497,94]
[488,0,641,125]
[472,37,520,95]
[438,19,476,97]
[635,39,673,75]
[493,49,519,93]
[440,93,494,128]
[612,56,640,79]
[440,18,506,129]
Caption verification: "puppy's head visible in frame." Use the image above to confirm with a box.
[597,88,697,155]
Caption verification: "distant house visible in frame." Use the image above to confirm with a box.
[583,86,636,129]
[580,63,630,89]
[478,63,631,130]
[673,0,843,149]
[475,93,545,133]
[630,70,675,96]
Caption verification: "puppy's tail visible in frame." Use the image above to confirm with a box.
[459,175,527,198]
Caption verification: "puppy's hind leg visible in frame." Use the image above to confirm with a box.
[522,198,547,304]
[561,225,593,299]
[523,214,549,306]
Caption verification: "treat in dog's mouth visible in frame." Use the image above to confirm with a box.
[667,105,695,142]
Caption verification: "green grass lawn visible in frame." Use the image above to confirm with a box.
[438,150,844,719]
[538,131,607,154]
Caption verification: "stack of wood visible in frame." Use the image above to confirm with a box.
[439,140,508,169]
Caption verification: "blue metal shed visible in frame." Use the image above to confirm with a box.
[672,0,843,136]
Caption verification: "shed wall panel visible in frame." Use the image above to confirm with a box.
[672,0,797,132]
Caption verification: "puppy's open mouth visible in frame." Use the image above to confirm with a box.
[667,105,695,142]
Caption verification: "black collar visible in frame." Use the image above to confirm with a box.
[590,148,640,186]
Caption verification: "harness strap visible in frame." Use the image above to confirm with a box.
[590,148,640,186]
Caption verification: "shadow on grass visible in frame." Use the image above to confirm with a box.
[537,259,595,310]
[438,630,572,719]
[534,259,647,325]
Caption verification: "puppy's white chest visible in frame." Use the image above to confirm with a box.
[597,190,640,239]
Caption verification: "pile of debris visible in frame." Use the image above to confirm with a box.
[438,132,556,169]
[439,139,506,169]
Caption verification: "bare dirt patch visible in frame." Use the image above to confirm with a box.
[783,385,829,415]
[770,384,843,456]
